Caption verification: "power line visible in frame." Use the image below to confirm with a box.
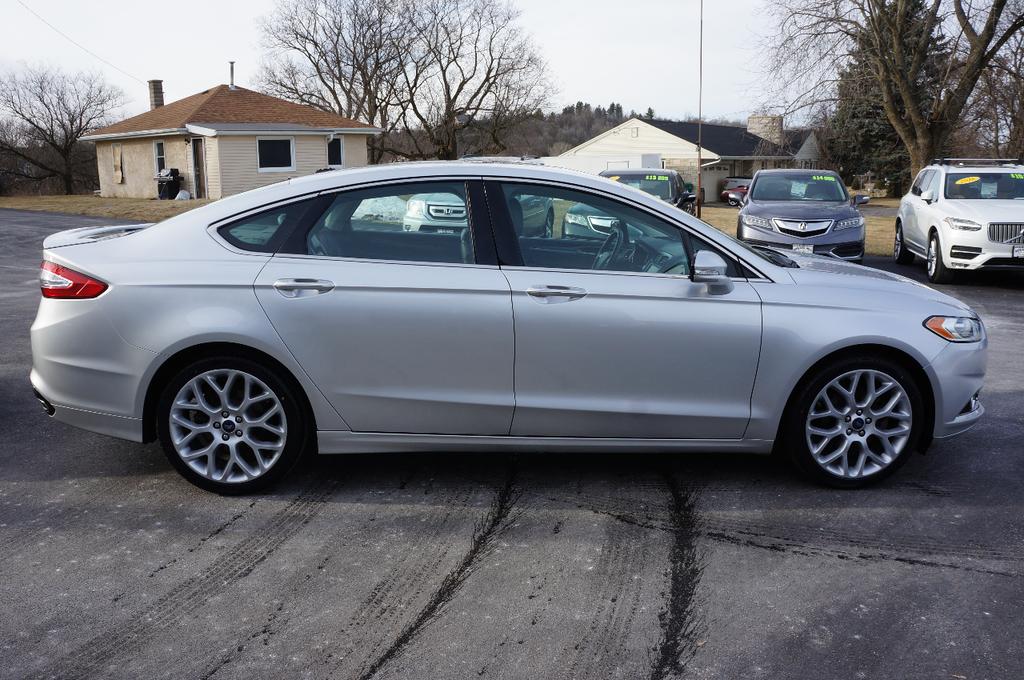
[15,0,145,84]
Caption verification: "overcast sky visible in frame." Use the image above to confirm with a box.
[1,0,771,123]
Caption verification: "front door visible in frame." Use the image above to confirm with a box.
[253,180,515,435]
[191,138,207,199]
[488,181,763,439]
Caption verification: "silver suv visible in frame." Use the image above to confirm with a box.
[895,159,1024,283]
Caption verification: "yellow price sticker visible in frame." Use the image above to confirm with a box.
[645,174,669,181]
[608,176,620,181]
[1010,173,1024,180]
[811,175,836,181]
[955,176,981,185]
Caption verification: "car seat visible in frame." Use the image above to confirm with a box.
[507,196,525,234]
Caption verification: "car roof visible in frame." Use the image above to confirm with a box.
[928,163,1024,172]
[753,168,839,176]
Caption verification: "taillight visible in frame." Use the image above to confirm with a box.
[39,261,108,299]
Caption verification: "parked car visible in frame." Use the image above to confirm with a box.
[32,162,985,493]
[736,169,870,262]
[402,192,469,233]
[721,184,748,206]
[599,169,695,212]
[722,176,753,193]
[895,159,1024,283]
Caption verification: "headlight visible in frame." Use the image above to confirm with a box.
[924,315,984,342]
[834,216,865,231]
[564,212,588,225]
[742,214,772,229]
[944,217,982,231]
[406,199,425,217]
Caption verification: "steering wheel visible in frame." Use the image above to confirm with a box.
[592,220,629,270]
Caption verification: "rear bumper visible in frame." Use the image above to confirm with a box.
[30,372,144,441]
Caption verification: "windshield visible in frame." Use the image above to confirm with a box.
[750,173,848,202]
[608,173,675,200]
[944,172,1024,200]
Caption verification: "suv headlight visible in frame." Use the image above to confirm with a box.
[406,199,425,217]
[834,216,865,231]
[924,315,984,342]
[944,217,982,231]
[742,214,772,229]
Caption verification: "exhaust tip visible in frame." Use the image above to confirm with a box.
[32,388,55,416]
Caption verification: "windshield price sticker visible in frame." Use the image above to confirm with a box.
[955,176,981,185]
[645,175,669,181]
[1010,173,1024,180]
[811,175,836,181]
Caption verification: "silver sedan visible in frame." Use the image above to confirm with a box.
[30,162,987,493]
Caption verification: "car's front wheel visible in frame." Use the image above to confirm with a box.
[783,355,924,488]
[927,231,955,284]
[156,357,308,494]
[893,222,915,264]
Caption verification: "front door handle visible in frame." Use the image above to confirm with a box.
[273,278,335,298]
[526,285,588,303]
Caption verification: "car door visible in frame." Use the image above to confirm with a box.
[253,180,515,435]
[486,180,763,440]
[903,169,932,253]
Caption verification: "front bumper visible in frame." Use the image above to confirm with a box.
[925,336,988,439]
[738,223,866,261]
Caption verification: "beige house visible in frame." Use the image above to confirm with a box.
[82,81,380,200]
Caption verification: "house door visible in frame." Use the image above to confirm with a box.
[191,138,207,199]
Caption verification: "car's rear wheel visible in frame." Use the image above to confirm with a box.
[783,355,924,488]
[927,231,955,284]
[893,222,915,264]
[156,357,308,494]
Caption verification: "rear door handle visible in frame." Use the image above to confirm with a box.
[526,285,587,303]
[273,278,335,298]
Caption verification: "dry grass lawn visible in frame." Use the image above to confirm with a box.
[0,195,211,222]
[699,204,895,257]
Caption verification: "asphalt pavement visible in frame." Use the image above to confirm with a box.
[1,208,1022,680]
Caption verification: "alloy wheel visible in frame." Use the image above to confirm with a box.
[169,369,288,483]
[927,238,937,277]
[805,369,912,479]
[894,227,902,259]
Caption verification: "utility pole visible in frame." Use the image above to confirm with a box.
[696,0,704,219]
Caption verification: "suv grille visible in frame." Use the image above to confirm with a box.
[988,222,1024,244]
[772,219,832,238]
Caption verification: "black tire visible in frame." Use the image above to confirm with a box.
[893,221,915,264]
[156,356,310,495]
[781,354,925,489]
[927,231,955,284]
[544,208,554,238]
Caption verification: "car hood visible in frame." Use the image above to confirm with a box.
[941,199,1024,223]
[744,200,858,220]
[782,253,973,315]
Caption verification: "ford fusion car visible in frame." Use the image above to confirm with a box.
[737,169,870,262]
[31,162,986,494]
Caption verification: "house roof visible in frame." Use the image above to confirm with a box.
[645,119,791,158]
[83,85,376,140]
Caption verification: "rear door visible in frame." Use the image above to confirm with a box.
[252,180,515,435]
[487,180,763,440]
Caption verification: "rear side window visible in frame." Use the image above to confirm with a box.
[218,197,320,252]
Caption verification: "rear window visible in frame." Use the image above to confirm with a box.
[218,197,320,252]
[606,173,675,200]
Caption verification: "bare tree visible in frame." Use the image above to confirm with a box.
[0,65,123,194]
[961,32,1024,157]
[258,0,552,161]
[764,0,1024,175]
[258,0,407,162]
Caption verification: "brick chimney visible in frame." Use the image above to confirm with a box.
[747,115,784,146]
[148,80,164,109]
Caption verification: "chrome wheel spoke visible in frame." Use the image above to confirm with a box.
[169,369,288,484]
[805,368,912,479]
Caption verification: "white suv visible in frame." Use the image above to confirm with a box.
[895,160,1024,283]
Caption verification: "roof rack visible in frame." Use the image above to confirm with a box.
[931,157,1024,167]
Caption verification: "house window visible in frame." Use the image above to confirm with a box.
[154,140,166,173]
[327,138,343,167]
[257,137,295,172]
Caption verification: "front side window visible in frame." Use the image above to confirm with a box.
[498,182,738,276]
[302,182,474,264]
[750,172,848,202]
[911,170,932,196]
[944,172,1024,200]
[257,138,295,171]
[154,140,166,173]
[218,197,320,252]
[327,138,343,167]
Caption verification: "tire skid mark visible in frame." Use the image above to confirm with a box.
[28,479,338,680]
[197,602,290,680]
[351,464,520,680]
[649,471,706,680]
[147,500,259,578]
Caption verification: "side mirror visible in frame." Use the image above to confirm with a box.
[691,250,735,294]
[920,189,935,204]
[853,194,870,206]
